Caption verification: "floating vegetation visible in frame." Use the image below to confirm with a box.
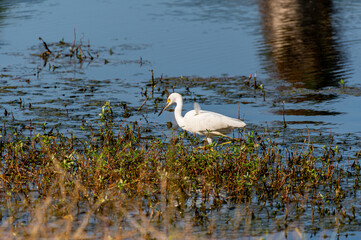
[37,32,96,73]
[0,102,360,239]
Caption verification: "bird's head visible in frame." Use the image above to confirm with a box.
[158,93,182,116]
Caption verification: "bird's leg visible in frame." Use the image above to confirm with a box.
[195,137,213,150]
[209,131,240,146]
[196,142,215,151]
[196,145,207,150]
[218,140,233,147]
[209,131,235,143]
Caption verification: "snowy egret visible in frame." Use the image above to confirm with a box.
[158,93,246,144]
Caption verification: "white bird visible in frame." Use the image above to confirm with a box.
[158,93,246,144]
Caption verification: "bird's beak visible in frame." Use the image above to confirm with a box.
[158,100,171,116]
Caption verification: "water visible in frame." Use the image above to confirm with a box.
[1,0,361,134]
[1,0,361,238]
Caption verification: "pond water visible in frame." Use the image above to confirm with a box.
[1,0,361,238]
[0,0,361,137]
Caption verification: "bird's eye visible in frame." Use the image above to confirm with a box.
[167,99,170,103]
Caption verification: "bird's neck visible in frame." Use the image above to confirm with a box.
[174,101,185,128]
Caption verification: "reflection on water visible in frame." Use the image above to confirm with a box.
[258,0,348,89]
[0,2,8,29]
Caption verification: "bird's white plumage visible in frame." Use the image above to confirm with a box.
[159,93,246,144]
[193,102,201,115]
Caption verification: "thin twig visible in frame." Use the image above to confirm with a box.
[38,37,53,54]
[282,101,287,128]
[245,73,252,85]
[254,71,257,89]
[137,95,150,111]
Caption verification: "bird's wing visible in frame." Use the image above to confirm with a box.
[183,110,246,134]
[194,102,201,115]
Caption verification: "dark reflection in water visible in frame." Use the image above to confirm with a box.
[258,0,348,89]
[0,2,7,28]
[161,0,352,117]
[274,108,342,116]
[285,93,338,104]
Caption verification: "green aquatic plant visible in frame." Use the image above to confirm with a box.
[0,103,360,239]
[339,79,345,89]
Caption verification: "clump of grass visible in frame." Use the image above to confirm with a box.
[0,102,360,239]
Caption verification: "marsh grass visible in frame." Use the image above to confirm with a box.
[0,102,360,239]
